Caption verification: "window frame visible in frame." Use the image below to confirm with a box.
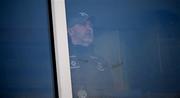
[50,0,73,98]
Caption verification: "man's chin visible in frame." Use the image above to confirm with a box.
[85,39,93,43]
[81,39,93,46]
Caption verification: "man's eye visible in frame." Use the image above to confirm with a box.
[76,24,85,27]
[79,22,86,26]
[78,22,93,28]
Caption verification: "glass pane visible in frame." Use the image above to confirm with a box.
[0,0,57,98]
[65,0,180,98]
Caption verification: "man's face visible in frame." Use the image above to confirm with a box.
[69,20,94,46]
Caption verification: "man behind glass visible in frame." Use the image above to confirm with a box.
[67,12,115,98]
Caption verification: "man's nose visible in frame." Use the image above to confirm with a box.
[86,25,93,32]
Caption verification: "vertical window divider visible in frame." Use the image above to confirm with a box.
[51,0,73,98]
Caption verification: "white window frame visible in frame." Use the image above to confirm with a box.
[51,0,73,98]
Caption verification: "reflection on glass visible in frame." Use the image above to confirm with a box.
[0,0,56,97]
[66,0,180,98]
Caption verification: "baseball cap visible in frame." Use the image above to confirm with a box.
[67,12,92,27]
